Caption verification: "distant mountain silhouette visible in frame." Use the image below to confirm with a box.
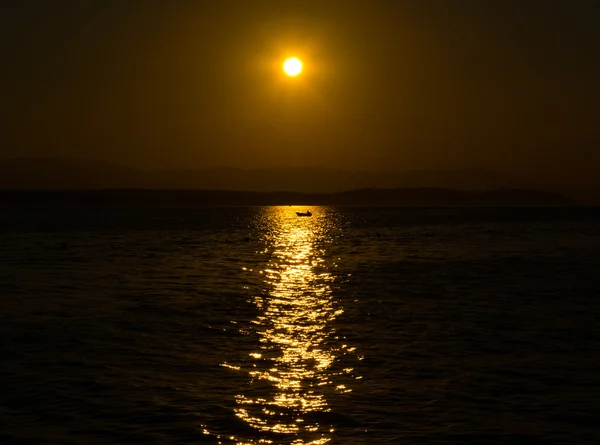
[0,157,534,192]
[0,157,152,189]
[0,188,574,208]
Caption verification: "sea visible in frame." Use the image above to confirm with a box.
[1,206,599,444]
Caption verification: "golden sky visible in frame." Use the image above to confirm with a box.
[1,0,599,182]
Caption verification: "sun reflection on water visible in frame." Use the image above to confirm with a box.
[220,207,355,445]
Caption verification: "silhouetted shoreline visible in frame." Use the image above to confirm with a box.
[0,188,576,208]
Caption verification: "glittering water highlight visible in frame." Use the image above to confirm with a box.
[216,207,360,444]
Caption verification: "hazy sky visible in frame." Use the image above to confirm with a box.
[1,0,599,183]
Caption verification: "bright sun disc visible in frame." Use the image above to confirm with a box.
[283,58,303,76]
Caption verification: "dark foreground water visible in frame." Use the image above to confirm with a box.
[1,206,599,444]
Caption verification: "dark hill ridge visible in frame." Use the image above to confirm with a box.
[0,157,588,205]
[0,188,574,208]
[0,157,531,192]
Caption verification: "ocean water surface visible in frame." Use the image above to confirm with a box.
[1,206,599,444]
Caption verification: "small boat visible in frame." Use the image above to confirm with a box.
[296,210,312,217]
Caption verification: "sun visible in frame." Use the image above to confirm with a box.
[283,57,303,76]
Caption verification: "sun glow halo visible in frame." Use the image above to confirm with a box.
[283,57,303,76]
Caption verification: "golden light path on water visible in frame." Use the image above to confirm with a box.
[218,207,358,445]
